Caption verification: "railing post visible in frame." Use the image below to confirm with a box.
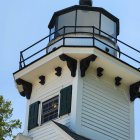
[75,26,76,33]
[63,26,65,46]
[115,36,117,43]
[20,52,26,67]
[19,53,22,69]
[64,26,65,34]
[49,29,51,42]
[19,62,22,69]
[93,26,95,46]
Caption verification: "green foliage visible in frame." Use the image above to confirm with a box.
[0,96,21,140]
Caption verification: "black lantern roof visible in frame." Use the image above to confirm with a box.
[48,5,120,35]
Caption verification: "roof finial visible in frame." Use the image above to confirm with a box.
[79,0,93,6]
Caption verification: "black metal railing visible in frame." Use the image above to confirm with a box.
[19,26,140,70]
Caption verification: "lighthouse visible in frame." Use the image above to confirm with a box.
[14,0,140,140]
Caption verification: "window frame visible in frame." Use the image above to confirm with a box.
[41,85,72,125]
[41,95,59,124]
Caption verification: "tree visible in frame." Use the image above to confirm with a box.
[0,95,21,140]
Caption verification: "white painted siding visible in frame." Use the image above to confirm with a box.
[28,117,70,140]
[24,65,73,139]
[80,70,133,140]
[30,65,73,103]
[22,57,135,140]
[15,134,32,140]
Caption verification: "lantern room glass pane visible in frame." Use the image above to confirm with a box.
[50,26,55,40]
[77,10,100,34]
[101,14,116,39]
[57,11,76,35]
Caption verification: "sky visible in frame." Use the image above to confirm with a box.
[0,0,140,140]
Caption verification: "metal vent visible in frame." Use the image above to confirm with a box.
[79,0,92,6]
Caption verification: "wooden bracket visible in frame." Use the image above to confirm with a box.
[115,76,122,86]
[80,54,97,77]
[130,81,140,102]
[59,54,77,77]
[16,78,32,99]
[97,67,104,77]
[55,67,62,77]
[39,75,45,85]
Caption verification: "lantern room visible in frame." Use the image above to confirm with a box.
[47,2,120,57]
[49,5,119,39]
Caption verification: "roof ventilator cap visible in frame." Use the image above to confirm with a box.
[79,0,93,6]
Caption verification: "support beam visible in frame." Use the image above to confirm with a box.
[130,81,140,102]
[59,54,77,77]
[16,78,32,99]
[80,54,97,77]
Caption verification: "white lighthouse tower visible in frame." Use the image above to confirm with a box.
[14,0,140,140]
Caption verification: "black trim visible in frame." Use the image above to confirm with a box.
[59,54,77,77]
[80,54,97,77]
[48,5,120,35]
[130,81,140,102]
[16,78,32,99]
[53,121,90,140]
